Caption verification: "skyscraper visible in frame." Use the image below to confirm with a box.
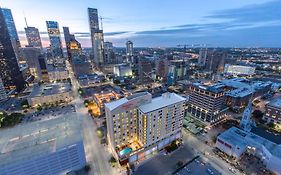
[1,8,21,63]
[0,8,25,91]
[88,8,99,31]
[63,27,82,62]
[138,58,153,84]
[88,8,104,67]
[0,78,7,101]
[104,41,115,64]
[205,49,226,73]
[46,21,63,59]
[25,27,42,48]
[21,47,42,80]
[126,40,133,63]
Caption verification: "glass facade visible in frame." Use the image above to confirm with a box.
[46,21,63,59]
[25,27,42,48]
[0,8,25,91]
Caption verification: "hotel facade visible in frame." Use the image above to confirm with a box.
[105,92,185,166]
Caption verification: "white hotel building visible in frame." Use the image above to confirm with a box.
[105,92,185,166]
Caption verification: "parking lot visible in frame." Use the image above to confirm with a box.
[176,157,221,175]
[22,104,76,123]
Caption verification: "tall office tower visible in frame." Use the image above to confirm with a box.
[155,58,169,81]
[205,50,226,73]
[0,8,25,91]
[63,27,82,62]
[198,48,208,66]
[104,41,115,64]
[167,59,189,85]
[21,47,42,80]
[105,92,185,166]
[138,58,153,84]
[126,40,133,63]
[187,83,228,125]
[0,78,7,101]
[46,21,63,59]
[88,8,104,67]
[25,27,42,48]
[1,8,22,64]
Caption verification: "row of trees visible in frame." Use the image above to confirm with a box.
[0,112,24,128]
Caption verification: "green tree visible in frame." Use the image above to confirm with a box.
[0,112,7,127]
[211,135,217,143]
[2,113,24,127]
[21,99,30,109]
[96,128,104,138]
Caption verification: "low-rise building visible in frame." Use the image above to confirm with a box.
[105,92,185,167]
[264,97,281,125]
[220,78,272,108]
[113,64,132,77]
[28,83,73,106]
[47,65,69,82]
[216,127,281,175]
[224,64,256,76]
[0,115,86,175]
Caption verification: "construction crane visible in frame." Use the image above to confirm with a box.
[99,16,111,30]
[177,44,211,48]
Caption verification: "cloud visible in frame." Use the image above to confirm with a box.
[18,0,281,47]
[206,0,281,23]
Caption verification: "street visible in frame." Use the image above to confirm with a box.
[66,60,117,175]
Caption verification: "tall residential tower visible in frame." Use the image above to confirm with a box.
[88,8,104,67]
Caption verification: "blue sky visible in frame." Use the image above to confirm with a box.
[1,0,281,47]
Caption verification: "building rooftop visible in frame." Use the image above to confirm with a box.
[251,127,281,144]
[192,83,224,93]
[139,93,186,113]
[218,127,281,159]
[267,97,281,109]
[0,114,82,167]
[29,83,71,98]
[105,92,150,111]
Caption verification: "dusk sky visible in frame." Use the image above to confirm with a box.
[1,0,281,47]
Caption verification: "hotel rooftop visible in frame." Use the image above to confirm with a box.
[139,93,186,113]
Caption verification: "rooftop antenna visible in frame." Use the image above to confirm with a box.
[23,11,28,27]
[99,16,104,30]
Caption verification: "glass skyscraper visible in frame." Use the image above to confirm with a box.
[1,8,21,63]
[63,26,82,62]
[0,8,25,91]
[46,21,63,59]
[88,8,104,67]
[25,26,42,48]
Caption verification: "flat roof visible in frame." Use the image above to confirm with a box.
[105,92,150,111]
[268,97,281,109]
[29,83,71,98]
[104,98,128,111]
[0,114,82,167]
[218,127,281,159]
[191,83,224,93]
[138,93,185,113]
[251,127,281,144]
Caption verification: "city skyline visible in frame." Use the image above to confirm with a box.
[0,0,281,47]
